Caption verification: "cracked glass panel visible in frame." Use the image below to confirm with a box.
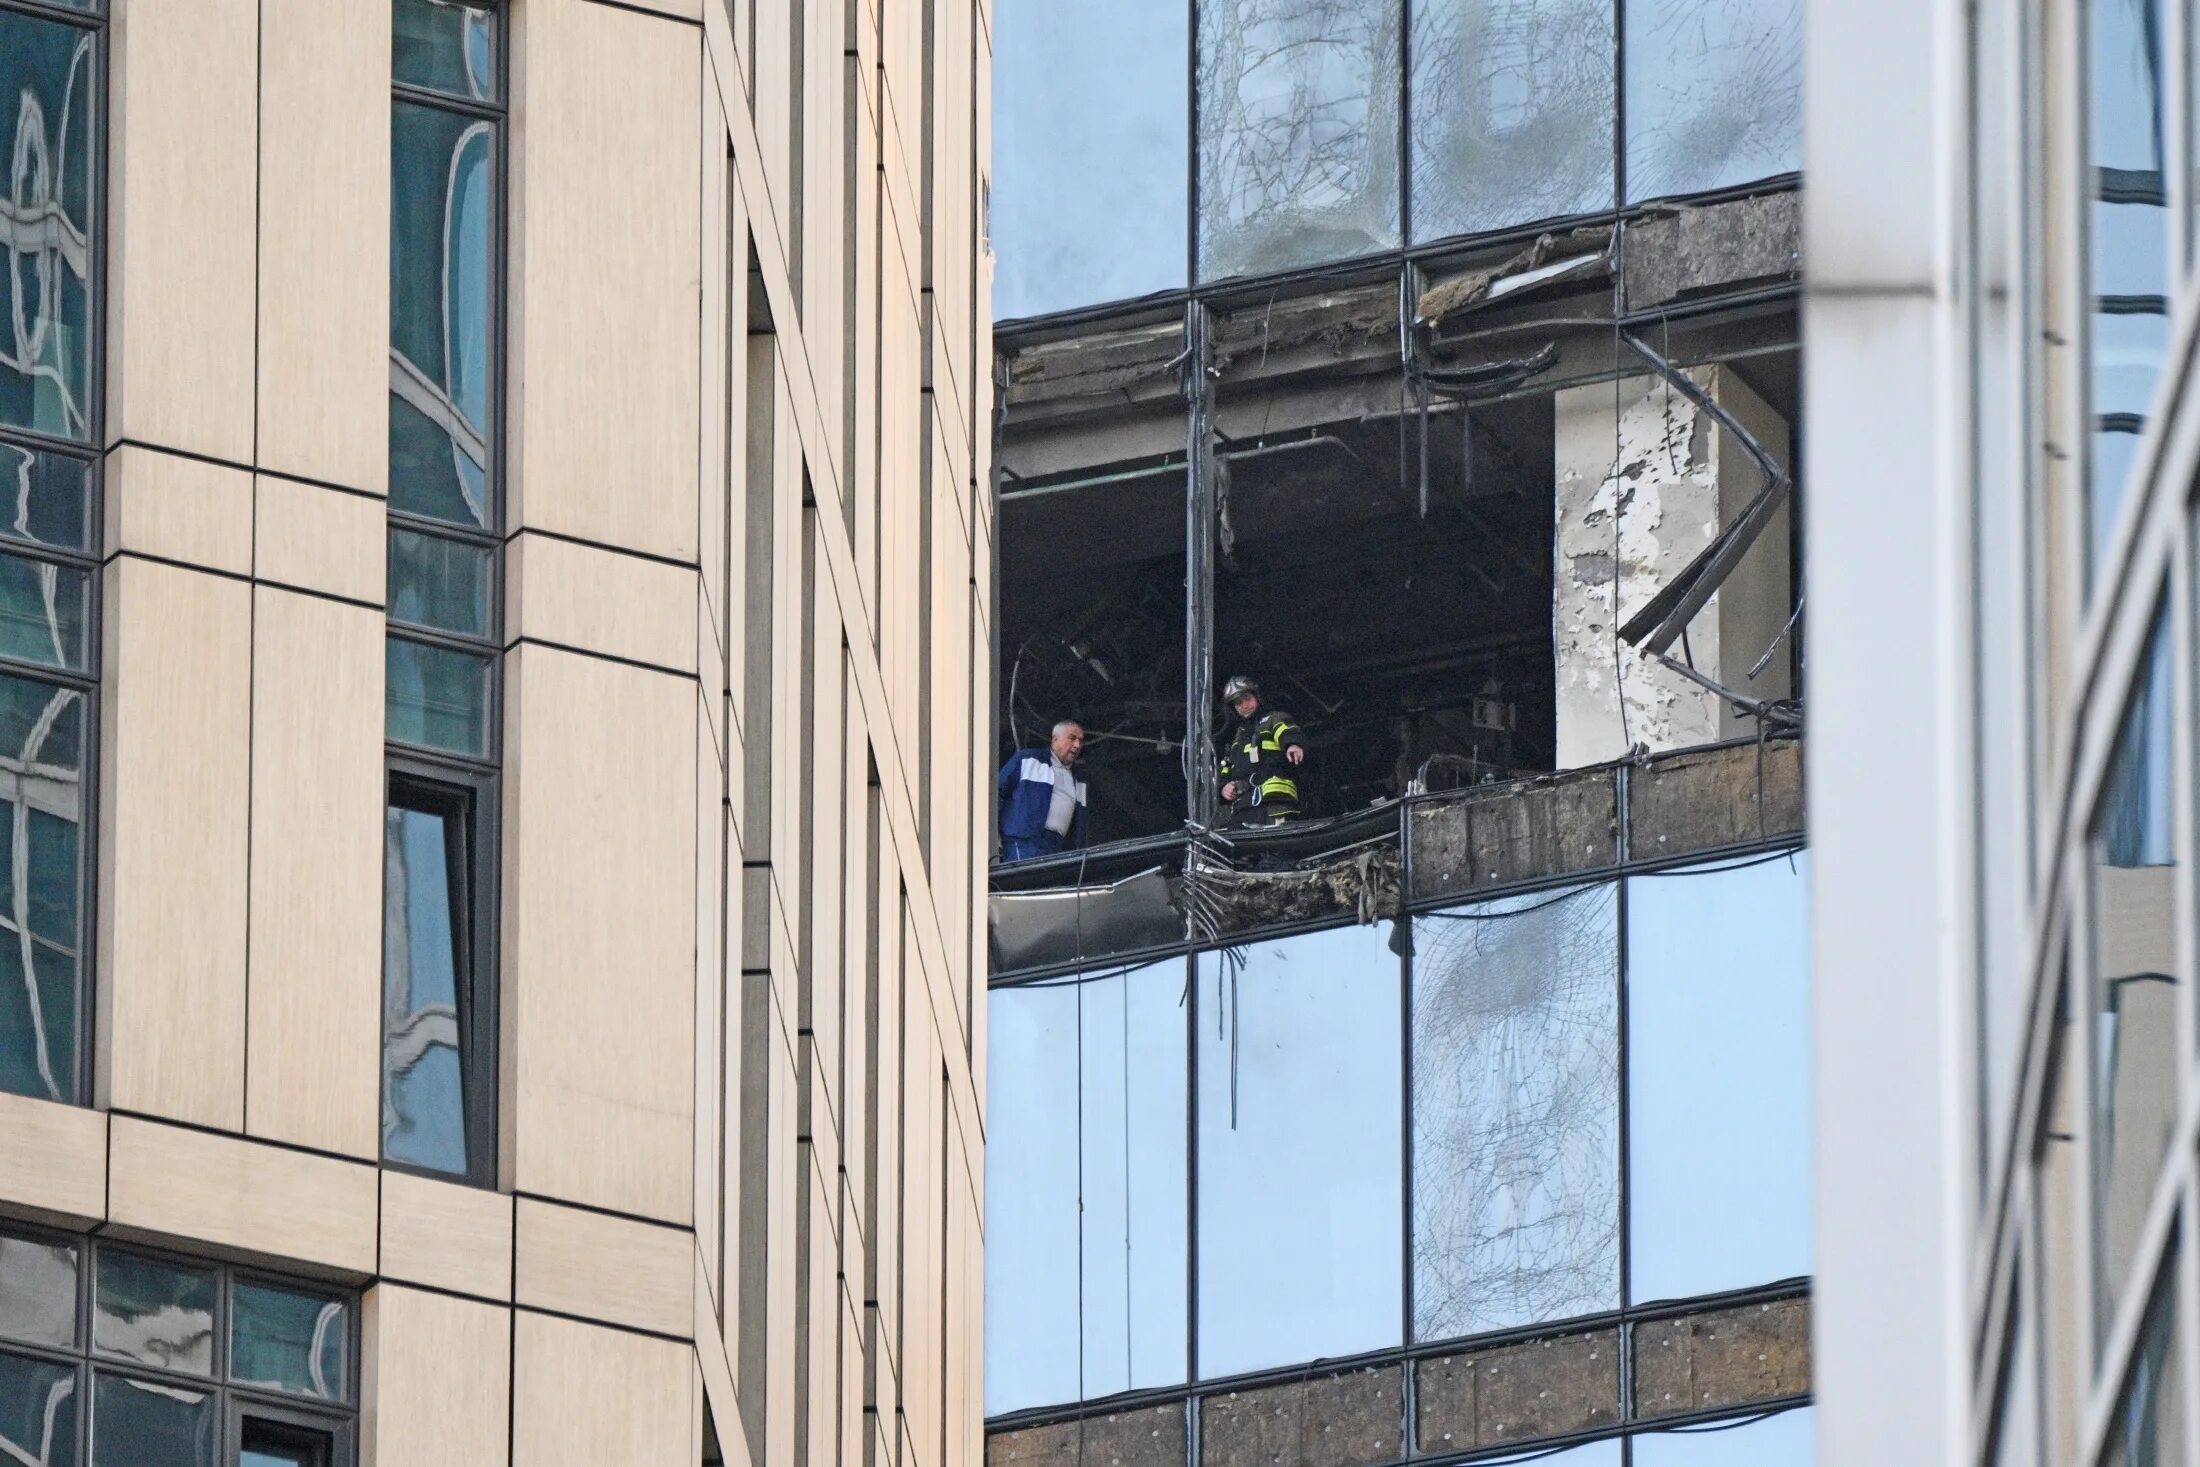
[0,10,95,443]
[1197,0,1402,281]
[391,99,495,531]
[1196,924,1401,1378]
[0,1351,77,1467]
[2084,0,2170,577]
[984,963,1189,1415]
[393,0,498,102]
[232,1283,348,1401]
[0,674,83,1106]
[2088,609,2178,1340]
[992,0,1188,318]
[0,1236,76,1350]
[1626,853,1811,1303]
[93,1255,214,1376]
[1411,884,1619,1341]
[90,1374,214,1467]
[1622,0,1801,203]
[382,791,473,1176]
[1409,0,1615,243]
[2104,1268,2182,1467]
[1634,1406,1815,1464]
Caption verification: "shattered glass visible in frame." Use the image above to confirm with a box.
[992,0,1188,318]
[1409,0,1615,242]
[1197,0,1402,281]
[1411,885,1619,1340]
[1622,0,1801,202]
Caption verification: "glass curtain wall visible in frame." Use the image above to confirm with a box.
[0,0,100,1109]
[984,852,1811,1419]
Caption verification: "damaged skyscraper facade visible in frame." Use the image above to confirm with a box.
[984,4,1812,1467]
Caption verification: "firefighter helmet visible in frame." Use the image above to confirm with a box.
[1221,674,1260,704]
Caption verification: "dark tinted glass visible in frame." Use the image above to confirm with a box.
[1197,0,1403,280]
[0,1350,78,1467]
[0,1234,77,1348]
[383,796,472,1176]
[386,637,491,757]
[2103,1275,2182,1467]
[0,553,88,672]
[388,529,491,638]
[393,0,498,101]
[1410,0,1615,241]
[391,100,495,530]
[1412,885,1619,1339]
[92,1254,214,1375]
[232,1283,348,1400]
[0,446,92,553]
[1623,0,1802,201]
[0,11,96,441]
[992,0,1189,317]
[0,676,84,1104]
[90,1374,214,1467]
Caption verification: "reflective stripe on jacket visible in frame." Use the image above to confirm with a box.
[1217,711,1305,807]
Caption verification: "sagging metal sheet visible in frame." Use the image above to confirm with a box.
[989,865,1185,973]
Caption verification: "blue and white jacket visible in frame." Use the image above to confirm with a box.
[997,748,1088,848]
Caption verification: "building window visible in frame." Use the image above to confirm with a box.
[0,1226,356,1466]
[0,0,100,1110]
[386,0,503,1184]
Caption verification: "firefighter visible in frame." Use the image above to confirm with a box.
[1215,675,1307,825]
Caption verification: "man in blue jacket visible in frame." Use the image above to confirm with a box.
[997,720,1088,862]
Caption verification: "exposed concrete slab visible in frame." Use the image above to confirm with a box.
[987,1404,1190,1467]
[1624,193,1802,312]
[1198,1365,1403,1467]
[1632,1294,1812,1420]
[1408,772,1619,902]
[1626,739,1805,860]
[1414,1327,1620,1453]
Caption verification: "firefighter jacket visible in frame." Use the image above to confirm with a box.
[1217,710,1306,810]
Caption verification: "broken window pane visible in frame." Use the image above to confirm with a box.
[1409,0,1615,242]
[2084,0,2170,576]
[1633,1405,1814,1465]
[1196,923,1402,1378]
[1622,0,1801,203]
[1411,884,1619,1341]
[2088,608,2178,1341]
[985,962,1189,1414]
[1626,853,1811,1303]
[1197,0,1402,281]
[992,0,1188,319]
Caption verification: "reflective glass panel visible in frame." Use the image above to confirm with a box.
[0,675,84,1105]
[232,1283,347,1400]
[2089,611,2178,1338]
[1411,885,1618,1340]
[90,1374,214,1467]
[992,0,1188,318]
[383,796,472,1176]
[92,1254,214,1376]
[2085,0,2170,576]
[385,637,491,757]
[2104,1273,2183,1466]
[1197,0,1402,281]
[0,11,96,441]
[984,963,1188,1414]
[0,1351,77,1467]
[1633,1406,1815,1465]
[393,0,498,101]
[1622,0,1802,202]
[1196,923,1402,1378]
[388,529,491,638]
[0,1235,77,1348]
[0,446,92,554]
[1409,0,1615,242]
[391,100,495,530]
[1626,854,1812,1303]
[0,554,87,673]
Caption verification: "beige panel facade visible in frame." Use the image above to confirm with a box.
[0,0,992,1461]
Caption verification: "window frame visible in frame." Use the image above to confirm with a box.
[0,0,104,1111]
